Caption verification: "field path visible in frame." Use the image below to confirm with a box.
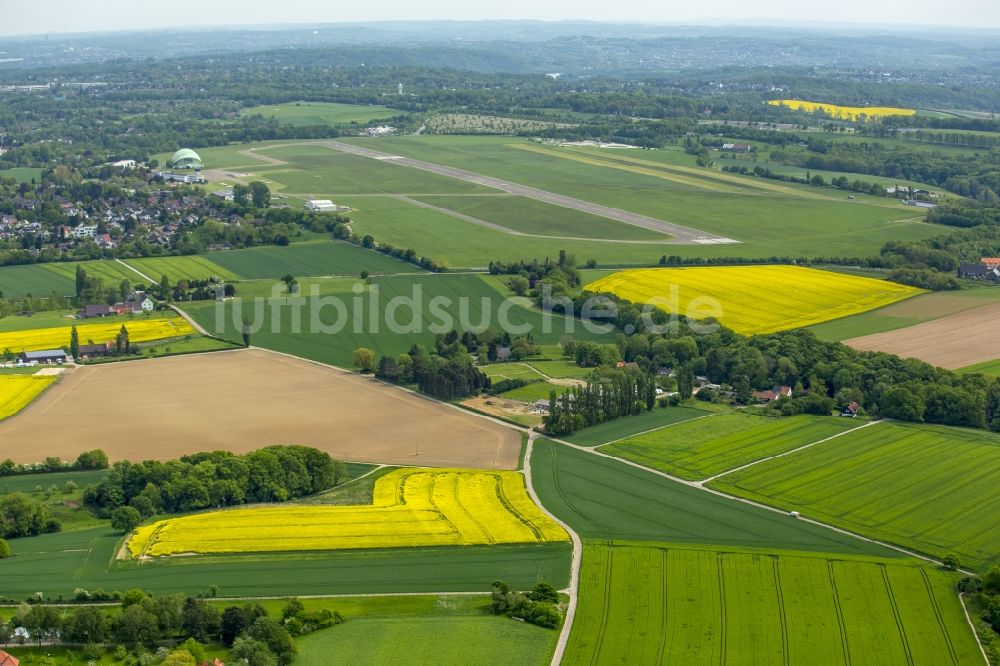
[116,258,155,283]
[321,140,735,245]
[523,435,582,666]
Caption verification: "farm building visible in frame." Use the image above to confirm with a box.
[532,399,550,414]
[721,143,753,153]
[305,199,339,213]
[958,264,1000,281]
[168,148,203,170]
[18,349,67,364]
[79,304,114,318]
[841,401,860,417]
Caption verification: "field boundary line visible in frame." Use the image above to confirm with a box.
[597,408,736,447]
[116,258,155,283]
[522,435,582,666]
[698,419,882,484]
[959,592,992,665]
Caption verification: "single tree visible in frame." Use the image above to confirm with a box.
[280,274,298,294]
[353,348,376,373]
[942,553,961,570]
[70,325,80,360]
[249,181,271,208]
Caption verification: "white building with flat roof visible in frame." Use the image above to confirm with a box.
[305,199,338,213]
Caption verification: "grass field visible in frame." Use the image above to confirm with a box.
[957,358,1000,376]
[523,359,595,379]
[566,541,981,665]
[206,239,418,279]
[0,316,194,353]
[601,413,861,480]
[499,381,561,403]
[0,374,56,420]
[0,166,43,183]
[192,137,942,267]
[0,469,108,495]
[121,255,238,282]
[710,421,1000,569]
[411,194,669,241]
[242,101,402,126]
[129,468,567,557]
[187,273,613,368]
[0,525,570,598]
[588,265,922,334]
[296,615,555,666]
[530,439,897,556]
[563,405,710,446]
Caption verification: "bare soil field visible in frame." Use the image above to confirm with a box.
[845,301,1000,368]
[0,349,521,469]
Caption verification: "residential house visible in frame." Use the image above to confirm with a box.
[841,401,860,418]
[495,346,512,362]
[77,342,112,359]
[981,258,1000,269]
[752,385,793,403]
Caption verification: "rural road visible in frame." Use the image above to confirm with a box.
[522,435,582,666]
[322,140,735,244]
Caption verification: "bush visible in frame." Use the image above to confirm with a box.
[0,538,10,559]
[110,506,142,533]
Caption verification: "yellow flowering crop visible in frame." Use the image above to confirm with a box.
[768,99,916,121]
[0,375,56,421]
[587,265,922,335]
[0,318,194,354]
[128,468,568,558]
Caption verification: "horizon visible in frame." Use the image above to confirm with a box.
[3,5,1000,39]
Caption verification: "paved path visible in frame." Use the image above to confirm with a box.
[322,141,734,244]
[522,434,582,666]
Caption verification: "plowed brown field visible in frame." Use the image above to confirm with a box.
[0,348,520,469]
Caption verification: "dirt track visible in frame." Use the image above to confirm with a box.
[0,349,521,469]
[845,302,1000,369]
[322,140,733,244]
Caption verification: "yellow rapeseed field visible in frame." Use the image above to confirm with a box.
[0,318,195,354]
[586,265,923,334]
[128,468,568,558]
[768,99,916,121]
[0,375,56,421]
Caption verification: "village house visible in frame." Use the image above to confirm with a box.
[958,264,1000,281]
[77,342,112,359]
[752,385,793,403]
[79,304,114,318]
[0,648,19,666]
[841,401,861,417]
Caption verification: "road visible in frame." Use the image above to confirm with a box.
[322,140,735,244]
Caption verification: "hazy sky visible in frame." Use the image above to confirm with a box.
[2,0,999,36]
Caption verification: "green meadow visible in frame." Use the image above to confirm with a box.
[242,101,404,126]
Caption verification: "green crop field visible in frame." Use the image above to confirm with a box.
[0,263,75,298]
[187,273,613,368]
[566,541,981,665]
[121,255,238,283]
[710,421,1000,569]
[958,358,1000,376]
[530,439,896,556]
[296,616,555,666]
[562,406,711,447]
[410,194,669,241]
[0,525,570,599]
[242,101,403,126]
[206,239,418,279]
[601,413,861,480]
[41,259,142,286]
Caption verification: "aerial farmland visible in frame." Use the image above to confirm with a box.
[1,15,999,666]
